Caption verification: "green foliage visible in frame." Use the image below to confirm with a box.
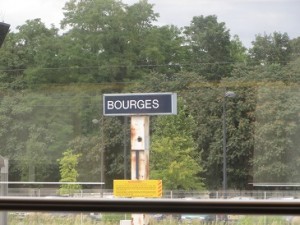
[290,37,300,60]
[184,86,229,189]
[253,83,300,183]
[230,35,248,63]
[8,213,129,225]
[184,15,233,80]
[60,0,172,83]
[0,0,299,191]
[227,60,300,185]
[0,91,75,181]
[150,100,205,190]
[237,216,286,225]
[58,149,82,195]
[7,213,289,225]
[249,32,291,65]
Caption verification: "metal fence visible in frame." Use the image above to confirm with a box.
[5,188,300,199]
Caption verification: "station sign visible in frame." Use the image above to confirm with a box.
[113,180,162,198]
[0,22,10,48]
[103,93,177,116]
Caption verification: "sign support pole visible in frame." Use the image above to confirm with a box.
[0,156,8,225]
[131,116,150,225]
[103,93,177,225]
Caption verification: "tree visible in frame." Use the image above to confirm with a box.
[249,32,292,65]
[253,82,300,183]
[136,25,185,76]
[60,0,163,83]
[290,37,300,61]
[184,85,228,189]
[150,99,205,190]
[0,19,63,89]
[230,35,248,63]
[0,89,85,182]
[58,149,81,195]
[226,59,300,185]
[183,15,232,80]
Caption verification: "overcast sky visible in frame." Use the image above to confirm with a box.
[1,0,300,47]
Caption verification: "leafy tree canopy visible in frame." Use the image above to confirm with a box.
[150,99,205,190]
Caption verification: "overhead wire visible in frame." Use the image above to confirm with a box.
[0,61,239,73]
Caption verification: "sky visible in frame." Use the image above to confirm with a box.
[1,0,300,47]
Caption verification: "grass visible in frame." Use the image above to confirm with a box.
[8,213,289,225]
[8,212,129,225]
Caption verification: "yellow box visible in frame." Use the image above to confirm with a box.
[113,180,162,198]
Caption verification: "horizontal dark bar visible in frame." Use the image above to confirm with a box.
[1,197,300,215]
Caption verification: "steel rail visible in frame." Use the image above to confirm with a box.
[0,182,104,185]
[0,197,300,215]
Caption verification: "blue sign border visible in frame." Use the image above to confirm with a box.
[103,93,177,116]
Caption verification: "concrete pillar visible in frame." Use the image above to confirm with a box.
[131,116,150,225]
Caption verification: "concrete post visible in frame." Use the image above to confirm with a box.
[0,156,8,225]
[131,116,150,225]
